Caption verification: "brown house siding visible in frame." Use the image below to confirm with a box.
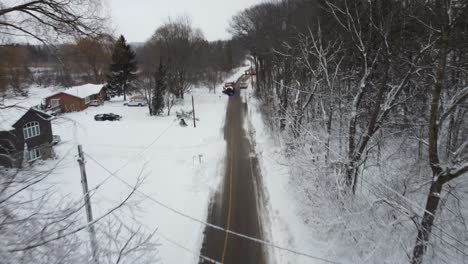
[45,88,105,113]
[45,93,87,112]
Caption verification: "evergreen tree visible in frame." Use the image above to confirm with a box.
[151,61,167,115]
[107,35,138,100]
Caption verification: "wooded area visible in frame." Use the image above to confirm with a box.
[230,0,468,263]
[1,0,467,263]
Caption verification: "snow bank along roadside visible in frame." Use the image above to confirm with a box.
[2,67,247,263]
[243,82,338,264]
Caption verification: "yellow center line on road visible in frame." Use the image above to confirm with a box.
[221,123,235,263]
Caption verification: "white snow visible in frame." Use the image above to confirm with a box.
[50,83,104,99]
[243,81,341,264]
[50,93,225,263]
[0,106,29,131]
[1,68,247,263]
[0,88,55,130]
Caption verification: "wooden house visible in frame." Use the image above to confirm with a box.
[44,84,106,113]
[0,107,55,167]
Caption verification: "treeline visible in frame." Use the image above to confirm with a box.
[137,16,244,96]
[133,16,244,115]
[230,0,468,263]
[0,17,244,101]
[0,36,113,93]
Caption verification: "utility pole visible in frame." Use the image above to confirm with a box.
[192,95,196,128]
[77,145,99,264]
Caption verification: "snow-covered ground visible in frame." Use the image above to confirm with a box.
[243,82,343,264]
[2,67,247,263]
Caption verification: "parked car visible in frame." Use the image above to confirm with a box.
[124,96,146,107]
[94,113,122,121]
[239,82,248,89]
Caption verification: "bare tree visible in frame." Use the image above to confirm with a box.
[325,0,438,193]
[0,46,32,95]
[0,0,107,45]
[229,0,468,262]
[146,16,205,99]
[99,216,159,264]
[411,1,468,262]
[75,35,113,83]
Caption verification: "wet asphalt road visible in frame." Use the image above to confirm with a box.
[199,76,266,264]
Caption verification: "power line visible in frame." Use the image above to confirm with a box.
[76,119,177,196]
[94,192,222,264]
[111,119,177,175]
[84,153,342,264]
[156,231,221,264]
[360,177,468,256]
[269,104,468,255]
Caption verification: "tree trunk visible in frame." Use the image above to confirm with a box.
[346,116,357,187]
[123,84,127,101]
[92,66,100,83]
[411,181,443,264]
[350,56,390,192]
[325,105,333,164]
[411,28,448,263]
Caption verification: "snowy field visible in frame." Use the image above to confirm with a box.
[2,67,247,263]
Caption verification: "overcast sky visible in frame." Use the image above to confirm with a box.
[105,0,265,43]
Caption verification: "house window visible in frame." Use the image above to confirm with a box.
[51,98,60,108]
[28,148,41,161]
[23,121,40,139]
[85,96,91,104]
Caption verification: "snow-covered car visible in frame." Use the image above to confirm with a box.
[94,113,122,121]
[124,96,146,107]
[239,82,248,89]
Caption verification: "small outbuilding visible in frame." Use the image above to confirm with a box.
[44,84,106,113]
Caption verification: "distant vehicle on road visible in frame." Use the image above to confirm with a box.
[124,96,146,107]
[239,82,248,89]
[94,113,122,121]
[222,82,236,96]
[222,86,235,96]
[224,82,236,88]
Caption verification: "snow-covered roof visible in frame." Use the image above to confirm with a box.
[56,84,104,99]
[0,107,27,131]
[0,106,53,131]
